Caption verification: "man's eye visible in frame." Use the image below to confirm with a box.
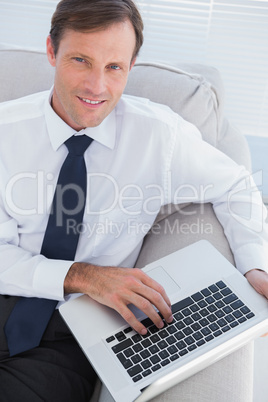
[110,65,120,70]
[74,57,85,63]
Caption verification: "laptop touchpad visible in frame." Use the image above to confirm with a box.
[147,265,181,297]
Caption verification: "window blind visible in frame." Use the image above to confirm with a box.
[136,0,268,137]
[0,0,267,137]
[0,0,57,50]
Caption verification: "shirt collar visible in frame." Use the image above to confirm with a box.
[45,87,116,151]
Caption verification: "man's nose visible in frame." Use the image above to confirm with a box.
[85,68,106,96]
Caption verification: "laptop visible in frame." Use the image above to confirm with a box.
[59,240,268,402]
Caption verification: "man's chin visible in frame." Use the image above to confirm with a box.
[71,115,106,130]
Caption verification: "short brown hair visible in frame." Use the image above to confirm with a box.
[50,0,144,60]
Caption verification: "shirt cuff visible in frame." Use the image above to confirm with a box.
[33,257,72,301]
[234,243,268,276]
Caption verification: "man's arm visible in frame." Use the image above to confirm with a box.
[170,118,268,276]
[64,262,174,335]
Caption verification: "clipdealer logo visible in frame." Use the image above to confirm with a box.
[4,171,214,217]
[3,170,265,234]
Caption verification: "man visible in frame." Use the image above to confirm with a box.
[0,0,267,401]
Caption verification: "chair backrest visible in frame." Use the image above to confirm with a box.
[126,61,224,148]
[0,48,250,168]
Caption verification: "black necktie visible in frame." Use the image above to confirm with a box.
[4,135,93,356]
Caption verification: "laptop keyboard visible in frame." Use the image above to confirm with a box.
[106,281,255,383]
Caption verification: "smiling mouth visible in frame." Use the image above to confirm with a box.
[78,97,105,105]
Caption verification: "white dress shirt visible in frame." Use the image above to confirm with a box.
[0,89,267,302]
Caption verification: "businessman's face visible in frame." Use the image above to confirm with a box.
[47,20,136,130]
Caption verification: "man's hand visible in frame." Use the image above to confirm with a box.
[245,269,268,337]
[245,269,268,299]
[64,263,174,335]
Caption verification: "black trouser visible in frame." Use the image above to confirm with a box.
[0,296,97,402]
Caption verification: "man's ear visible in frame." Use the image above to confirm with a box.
[46,35,56,67]
[130,57,136,71]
